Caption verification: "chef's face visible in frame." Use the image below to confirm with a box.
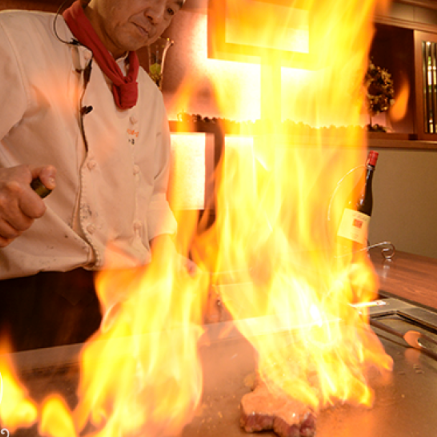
[85,0,184,58]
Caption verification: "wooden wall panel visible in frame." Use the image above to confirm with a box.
[0,0,64,12]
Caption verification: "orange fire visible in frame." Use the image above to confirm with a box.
[40,395,76,437]
[192,0,394,411]
[0,0,394,435]
[0,340,37,432]
[71,246,208,436]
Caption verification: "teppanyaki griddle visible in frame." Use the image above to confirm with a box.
[6,296,437,437]
[182,296,437,437]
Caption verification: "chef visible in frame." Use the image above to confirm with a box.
[0,0,186,350]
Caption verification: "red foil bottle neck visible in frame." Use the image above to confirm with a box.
[367,150,379,167]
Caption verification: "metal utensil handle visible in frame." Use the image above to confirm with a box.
[30,177,52,198]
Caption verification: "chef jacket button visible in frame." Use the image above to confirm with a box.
[87,160,97,170]
[133,221,142,232]
[130,115,138,124]
[86,224,96,234]
[133,165,140,175]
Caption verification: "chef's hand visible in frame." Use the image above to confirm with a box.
[0,165,56,247]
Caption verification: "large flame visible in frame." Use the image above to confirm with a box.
[191,0,393,410]
[0,242,208,436]
[72,241,208,436]
[0,0,394,435]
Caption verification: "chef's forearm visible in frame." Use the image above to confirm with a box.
[149,233,176,258]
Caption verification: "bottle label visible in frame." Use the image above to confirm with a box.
[337,208,370,245]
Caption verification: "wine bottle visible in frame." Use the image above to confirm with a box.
[337,150,379,249]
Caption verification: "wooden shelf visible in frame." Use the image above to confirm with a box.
[368,133,437,149]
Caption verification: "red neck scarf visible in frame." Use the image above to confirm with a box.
[63,1,140,110]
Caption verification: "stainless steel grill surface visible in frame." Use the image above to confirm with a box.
[6,296,437,437]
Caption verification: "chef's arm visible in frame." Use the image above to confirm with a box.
[0,165,56,248]
[149,234,197,275]
[149,233,175,256]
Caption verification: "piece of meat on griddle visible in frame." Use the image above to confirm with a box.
[240,381,316,437]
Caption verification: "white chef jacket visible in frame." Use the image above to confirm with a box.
[0,10,177,279]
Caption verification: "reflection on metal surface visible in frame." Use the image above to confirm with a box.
[369,297,437,330]
[182,297,437,437]
[180,318,437,437]
[370,318,437,361]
